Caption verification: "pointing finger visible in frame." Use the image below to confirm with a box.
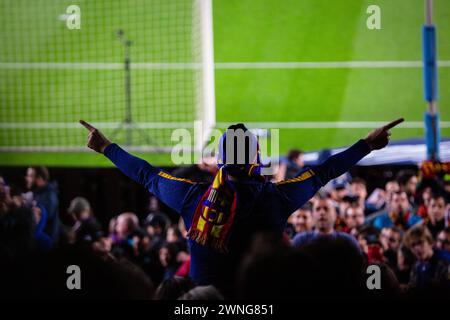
[383,118,404,131]
[79,120,97,132]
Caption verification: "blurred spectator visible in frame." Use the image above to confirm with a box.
[145,212,170,250]
[171,155,217,183]
[417,188,432,218]
[1,176,53,254]
[337,194,359,221]
[395,245,416,285]
[275,149,305,181]
[166,225,188,252]
[385,180,401,200]
[288,201,313,236]
[66,197,103,244]
[113,212,139,242]
[355,225,378,251]
[159,242,182,280]
[366,180,400,212]
[154,276,195,300]
[166,225,190,277]
[436,227,450,252]
[291,194,360,251]
[330,182,348,203]
[0,176,11,214]
[379,227,402,267]
[31,245,154,299]
[237,232,317,299]
[423,193,447,238]
[373,191,422,230]
[343,205,365,233]
[396,169,418,204]
[405,225,450,288]
[349,177,368,210]
[31,204,53,253]
[366,243,385,264]
[379,227,402,252]
[25,166,60,242]
[179,285,224,300]
[9,185,25,208]
[110,212,141,260]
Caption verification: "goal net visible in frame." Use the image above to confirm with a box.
[0,0,215,153]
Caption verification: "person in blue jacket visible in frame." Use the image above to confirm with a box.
[32,204,53,253]
[80,118,403,292]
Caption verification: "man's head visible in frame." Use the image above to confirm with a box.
[396,170,418,196]
[25,166,49,190]
[290,202,313,233]
[332,185,348,203]
[166,226,182,243]
[379,227,402,252]
[312,195,336,234]
[384,180,400,208]
[355,225,380,255]
[436,227,450,252]
[344,205,365,230]
[389,191,410,215]
[159,242,178,268]
[287,149,304,168]
[339,194,359,218]
[404,225,434,262]
[145,213,169,237]
[115,212,139,240]
[427,193,446,223]
[350,178,367,203]
[385,180,400,195]
[67,197,92,221]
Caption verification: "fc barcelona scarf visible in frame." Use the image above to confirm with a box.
[187,124,263,253]
[187,164,262,253]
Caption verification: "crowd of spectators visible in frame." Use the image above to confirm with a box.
[1,155,449,299]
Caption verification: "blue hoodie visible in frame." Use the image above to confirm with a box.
[104,139,371,287]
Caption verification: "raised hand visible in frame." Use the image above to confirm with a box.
[79,120,111,153]
[364,118,404,151]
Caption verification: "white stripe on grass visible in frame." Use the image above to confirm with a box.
[0,146,176,152]
[217,121,450,129]
[1,61,450,70]
[1,121,449,129]
[215,61,450,69]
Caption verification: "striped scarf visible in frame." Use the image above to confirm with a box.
[187,163,262,253]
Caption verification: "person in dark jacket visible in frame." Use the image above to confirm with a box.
[66,196,103,244]
[80,118,403,293]
[405,225,450,289]
[25,166,60,242]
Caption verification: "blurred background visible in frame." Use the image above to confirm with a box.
[0,0,449,300]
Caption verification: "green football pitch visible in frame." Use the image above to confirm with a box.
[0,0,449,167]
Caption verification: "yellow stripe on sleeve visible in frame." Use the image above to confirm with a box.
[157,171,195,184]
[275,169,315,185]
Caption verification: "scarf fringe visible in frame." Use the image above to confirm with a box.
[187,228,229,254]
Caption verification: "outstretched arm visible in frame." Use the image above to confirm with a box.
[276,118,404,213]
[79,120,195,214]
